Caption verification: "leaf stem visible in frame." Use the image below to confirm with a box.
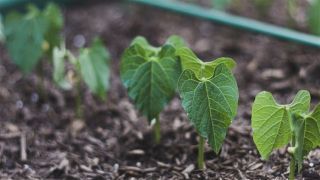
[153,116,161,144]
[197,135,205,170]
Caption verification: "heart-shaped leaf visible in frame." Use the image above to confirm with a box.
[178,63,238,153]
[251,90,310,159]
[120,36,185,121]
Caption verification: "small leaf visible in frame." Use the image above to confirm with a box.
[79,38,110,100]
[292,104,320,172]
[251,90,310,159]
[4,6,48,73]
[120,36,184,121]
[177,47,235,79]
[178,64,238,153]
[52,44,72,90]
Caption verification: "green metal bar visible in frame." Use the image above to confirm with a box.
[128,0,320,48]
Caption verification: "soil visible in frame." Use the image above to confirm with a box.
[0,0,320,179]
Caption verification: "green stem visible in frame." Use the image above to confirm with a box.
[75,79,83,119]
[288,133,296,180]
[197,135,205,170]
[153,116,161,144]
[289,155,296,180]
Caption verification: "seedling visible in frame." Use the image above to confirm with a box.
[177,47,239,169]
[120,35,186,143]
[53,38,110,118]
[308,0,320,36]
[251,90,320,179]
[3,3,63,73]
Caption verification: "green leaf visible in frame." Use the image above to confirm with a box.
[120,36,184,121]
[178,64,238,153]
[4,5,48,73]
[177,47,235,79]
[308,0,320,36]
[292,104,320,171]
[251,90,310,159]
[42,3,63,53]
[53,44,72,90]
[79,38,110,100]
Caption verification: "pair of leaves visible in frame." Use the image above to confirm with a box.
[177,48,238,153]
[308,0,320,36]
[251,90,320,172]
[120,35,185,121]
[4,3,63,73]
[53,38,110,100]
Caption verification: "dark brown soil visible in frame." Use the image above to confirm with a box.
[0,1,320,179]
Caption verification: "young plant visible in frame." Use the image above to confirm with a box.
[120,35,186,143]
[3,3,63,73]
[53,38,110,118]
[308,0,320,36]
[251,90,320,179]
[177,47,239,169]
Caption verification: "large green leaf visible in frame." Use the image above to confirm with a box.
[308,0,320,36]
[292,104,320,171]
[177,47,235,79]
[178,64,238,153]
[251,90,310,159]
[79,38,110,100]
[120,36,185,121]
[4,6,48,73]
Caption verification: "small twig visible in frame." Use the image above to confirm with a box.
[20,132,27,162]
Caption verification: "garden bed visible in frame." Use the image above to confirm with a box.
[0,0,320,179]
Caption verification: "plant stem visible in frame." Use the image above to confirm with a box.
[289,155,296,180]
[153,116,161,144]
[75,79,83,119]
[197,135,205,170]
